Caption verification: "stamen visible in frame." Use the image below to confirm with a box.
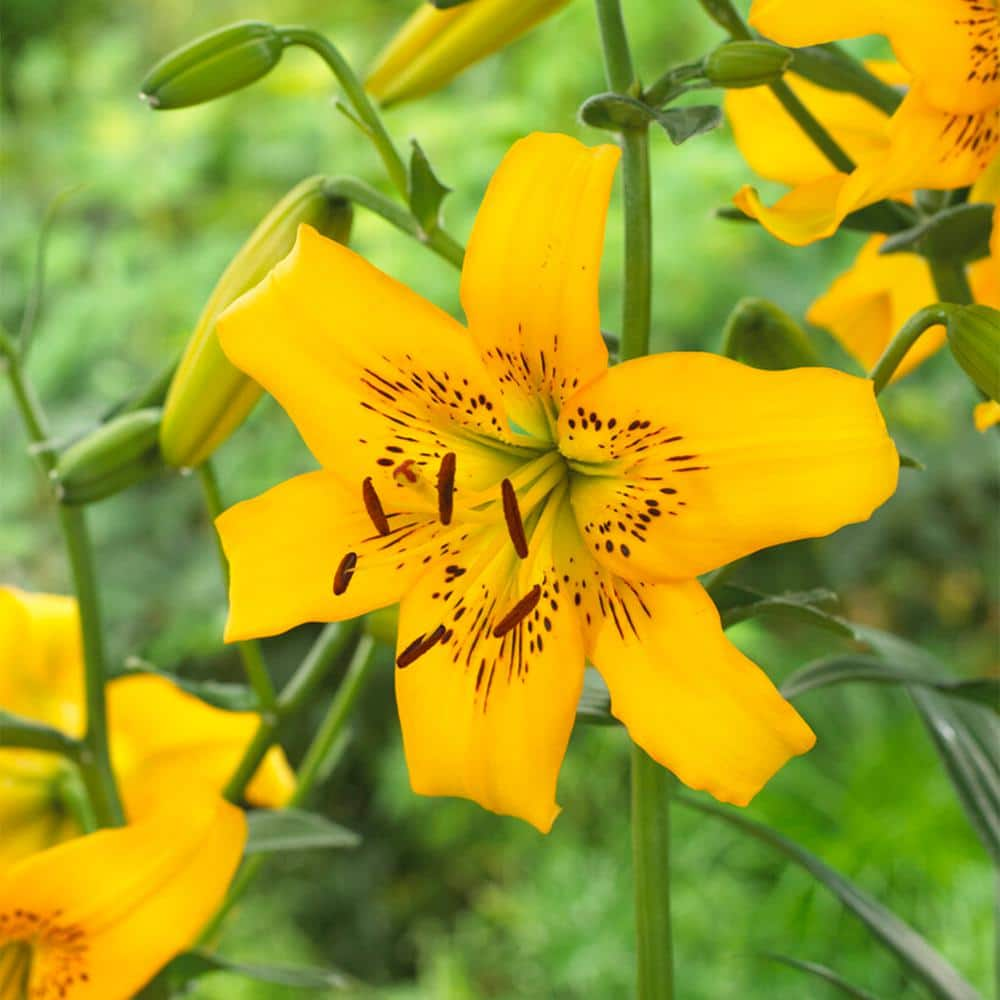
[493,585,542,638]
[396,624,447,668]
[362,477,391,536]
[333,552,358,595]
[500,478,529,558]
[436,452,456,525]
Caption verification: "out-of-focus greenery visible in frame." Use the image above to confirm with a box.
[1,0,996,997]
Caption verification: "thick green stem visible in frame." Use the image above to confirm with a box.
[869,305,951,394]
[280,27,409,198]
[198,461,277,712]
[594,3,672,997]
[929,258,974,305]
[323,176,465,269]
[632,748,676,996]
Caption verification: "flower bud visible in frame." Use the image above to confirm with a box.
[945,304,1000,401]
[704,41,792,90]
[140,21,284,109]
[367,0,572,106]
[160,177,353,469]
[722,298,819,370]
[56,409,163,505]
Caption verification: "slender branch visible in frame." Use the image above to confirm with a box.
[790,45,901,116]
[198,461,277,712]
[279,27,409,198]
[0,711,82,757]
[620,129,653,362]
[929,259,973,305]
[595,0,639,94]
[869,305,951,394]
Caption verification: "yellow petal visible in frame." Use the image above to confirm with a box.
[807,235,945,377]
[460,133,619,438]
[750,0,1000,115]
[217,224,517,496]
[590,578,815,805]
[107,675,294,813]
[974,399,1000,430]
[0,793,245,1000]
[368,0,572,106]
[736,90,1000,245]
[395,519,584,832]
[558,353,898,581]
[725,69,896,186]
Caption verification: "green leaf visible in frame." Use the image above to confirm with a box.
[576,667,617,726]
[879,203,993,264]
[711,584,852,636]
[245,807,360,854]
[653,104,723,144]
[168,950,352,990]
[680,796,981,1000]
[408,139,451,235]
[761,953,881,1000]
[782,654,1000,710]
[580,92,722,144]
[114,657,259,712]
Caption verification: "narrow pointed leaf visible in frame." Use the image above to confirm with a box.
[680,796,981,1000]
[408,139,451,235]
[711,584,852,636]
[576,666,616,725]
[761,953,881,1000]
[168,950,352,990]
[114,658,259,712]
[245,807,360,854]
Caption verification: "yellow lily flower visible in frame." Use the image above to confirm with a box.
[215,132,898,832]
[733,2,1000,245]
[974,399,1000,429]
[0,792,245,1000]
[367,0,572,106]
[0,587,292,867]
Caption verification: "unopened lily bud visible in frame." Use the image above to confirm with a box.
[367,0,572,106]
[56,409,163,505]
[160,177,353,469]
[722,298,819,370]
[945,304,1000,401]
[140,21,284,109]
[704,41,791,90]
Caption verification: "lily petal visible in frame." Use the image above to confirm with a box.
[107,675,294,813]
[217,470,451,641]
[461,133,619,438]
[589,577,815,805]
[0,793,245,1000]
[749,0,1000,115]
[559,353,898,581]
[395,521,584,832]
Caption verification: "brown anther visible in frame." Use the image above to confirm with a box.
[362,477,391,536]
[493,585,542,638]
[333,552,358,595]
[436,452,456,525]
[500,478,529,558]
[396,624,447,668]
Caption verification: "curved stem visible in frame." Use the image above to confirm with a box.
[198,461,277,712]
[280,27,409,199]
[0,711,81,758]
[869,305,951,394]
[929,258,973,305]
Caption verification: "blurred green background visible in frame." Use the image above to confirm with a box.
[1,0,996,997]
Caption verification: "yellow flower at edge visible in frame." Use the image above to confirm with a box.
[733,1,1000,245]
[0,792,245,1000]
[0,586,293,868]
[974,399,1000,429]
[214,133,899,832]
[367,0,573,106]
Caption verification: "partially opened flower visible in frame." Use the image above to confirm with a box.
[0,792,244,1000]
[216,132,898,833]
[367,0,572,106]
[734,2,1000,244]
[0,586,292,867]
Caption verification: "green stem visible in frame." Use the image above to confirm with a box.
[280,27,409,199]
[869,305,951,394]
[198,461,277,712]
[790,45,901,116]
[929,258,974,305]
[632,748,676,997]
[0,712,81,757]
[594,3,673,997]
[323,176,465,269]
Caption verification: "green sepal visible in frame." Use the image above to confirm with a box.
[140,21,284,109]
[408,139,452,235]
[703,40,791,89]
[943,303,1000,400]
[721,298,820,370]
[55,408,164,505]
[878,202,993,264]
[580,92,721,144]
[244,808,361,854]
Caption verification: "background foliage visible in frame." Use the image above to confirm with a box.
[1,0,996,996]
